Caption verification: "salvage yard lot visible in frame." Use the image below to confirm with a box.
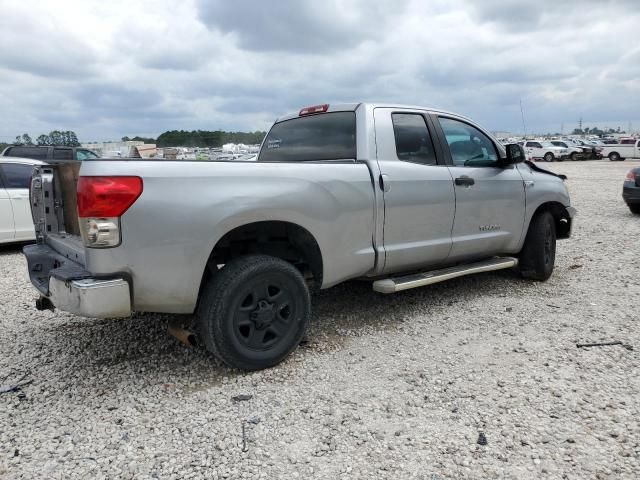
[1,160,639,479]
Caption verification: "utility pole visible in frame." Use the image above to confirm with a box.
[578,117,583,132]
[519,98,527,137]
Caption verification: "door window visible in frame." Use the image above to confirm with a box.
[391,113,437,165]
[438,117,498,167]
[0,163,34,189]
[76,149,99,160]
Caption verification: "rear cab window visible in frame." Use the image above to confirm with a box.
[53,148,73,160]
[0,163,34,189]
[4,146,48,160]
[391,113,437,165]
[258,112,356,162]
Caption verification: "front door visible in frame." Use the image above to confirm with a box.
[432,115,525,262]
[374,108,456,274]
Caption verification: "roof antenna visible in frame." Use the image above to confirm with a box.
[519,98,527,138]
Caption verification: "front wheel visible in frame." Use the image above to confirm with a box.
[196,254,311,370]
[609,152,620,161]
[519,211,556,281]
[543,152,554,162]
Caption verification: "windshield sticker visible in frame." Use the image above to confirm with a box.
[267,139,282,149]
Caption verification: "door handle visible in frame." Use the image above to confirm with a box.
[379,174,390,192]
[455,176,475,187]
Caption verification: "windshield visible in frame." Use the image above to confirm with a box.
[258,112,356,162]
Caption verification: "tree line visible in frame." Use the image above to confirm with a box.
[11,131,81,147]
[572,126,625,136]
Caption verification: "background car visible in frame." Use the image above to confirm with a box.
[2,145,99,161]
[623,168,640,214]
[522,140,569,162]
[0,157,43,244]
[551,140,584,161]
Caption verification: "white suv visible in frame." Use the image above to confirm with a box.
[0,157,43,244]
[522,141,569,162]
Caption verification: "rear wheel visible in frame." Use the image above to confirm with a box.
[629,204,640,215]
[609,152,620,161]
[196,254,311,370]
[543,152,554,162]
[519,211,556,281]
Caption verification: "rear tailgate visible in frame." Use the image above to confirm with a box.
[25,160,133,317]
[30,161,84,260]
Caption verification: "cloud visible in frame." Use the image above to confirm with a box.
[196,0,410,53]
[0,0,639,141]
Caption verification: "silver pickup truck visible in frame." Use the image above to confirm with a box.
[23,103,575,370]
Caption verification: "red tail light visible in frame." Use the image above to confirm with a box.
[625,170,636,182]
[299,104,329,116]
[77,176,143,217]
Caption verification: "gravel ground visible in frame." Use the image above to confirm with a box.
[1,160,639,479]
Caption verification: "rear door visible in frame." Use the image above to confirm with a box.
[0,174,15,243]
[0,163,36,241]
[374,108,456,274]
[431,115,525,262]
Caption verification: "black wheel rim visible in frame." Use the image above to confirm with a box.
[232,276,296,352]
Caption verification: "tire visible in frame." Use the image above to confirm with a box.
[519,211,556,281]
[629,204,640,215]
[196,254,311,370]
[570,152,578,161]
[609,152,620,162]
[543,152,554,162]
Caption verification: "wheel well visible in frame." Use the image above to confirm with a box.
[531,202,571,239]
[202,221,323,289]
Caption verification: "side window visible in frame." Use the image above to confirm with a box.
[391,113,437,165]
[53,148,73,160]
[531,142,542,148]
[76,149,98,160]
[1,163,34,189]
[438,117,498,167]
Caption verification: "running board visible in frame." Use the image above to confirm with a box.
[372,257,519,294]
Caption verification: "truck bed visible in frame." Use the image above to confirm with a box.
[31,159,378,313]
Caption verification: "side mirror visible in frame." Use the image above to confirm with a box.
[504,143,525,165]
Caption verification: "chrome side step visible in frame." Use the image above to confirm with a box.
[372,257,519,294]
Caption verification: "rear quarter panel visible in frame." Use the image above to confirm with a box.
[79,160,376,313]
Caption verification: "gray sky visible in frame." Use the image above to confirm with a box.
[1,0,639,141]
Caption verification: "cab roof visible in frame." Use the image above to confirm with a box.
[274,102,473,124]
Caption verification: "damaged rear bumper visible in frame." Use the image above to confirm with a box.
[23,243,132,318]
